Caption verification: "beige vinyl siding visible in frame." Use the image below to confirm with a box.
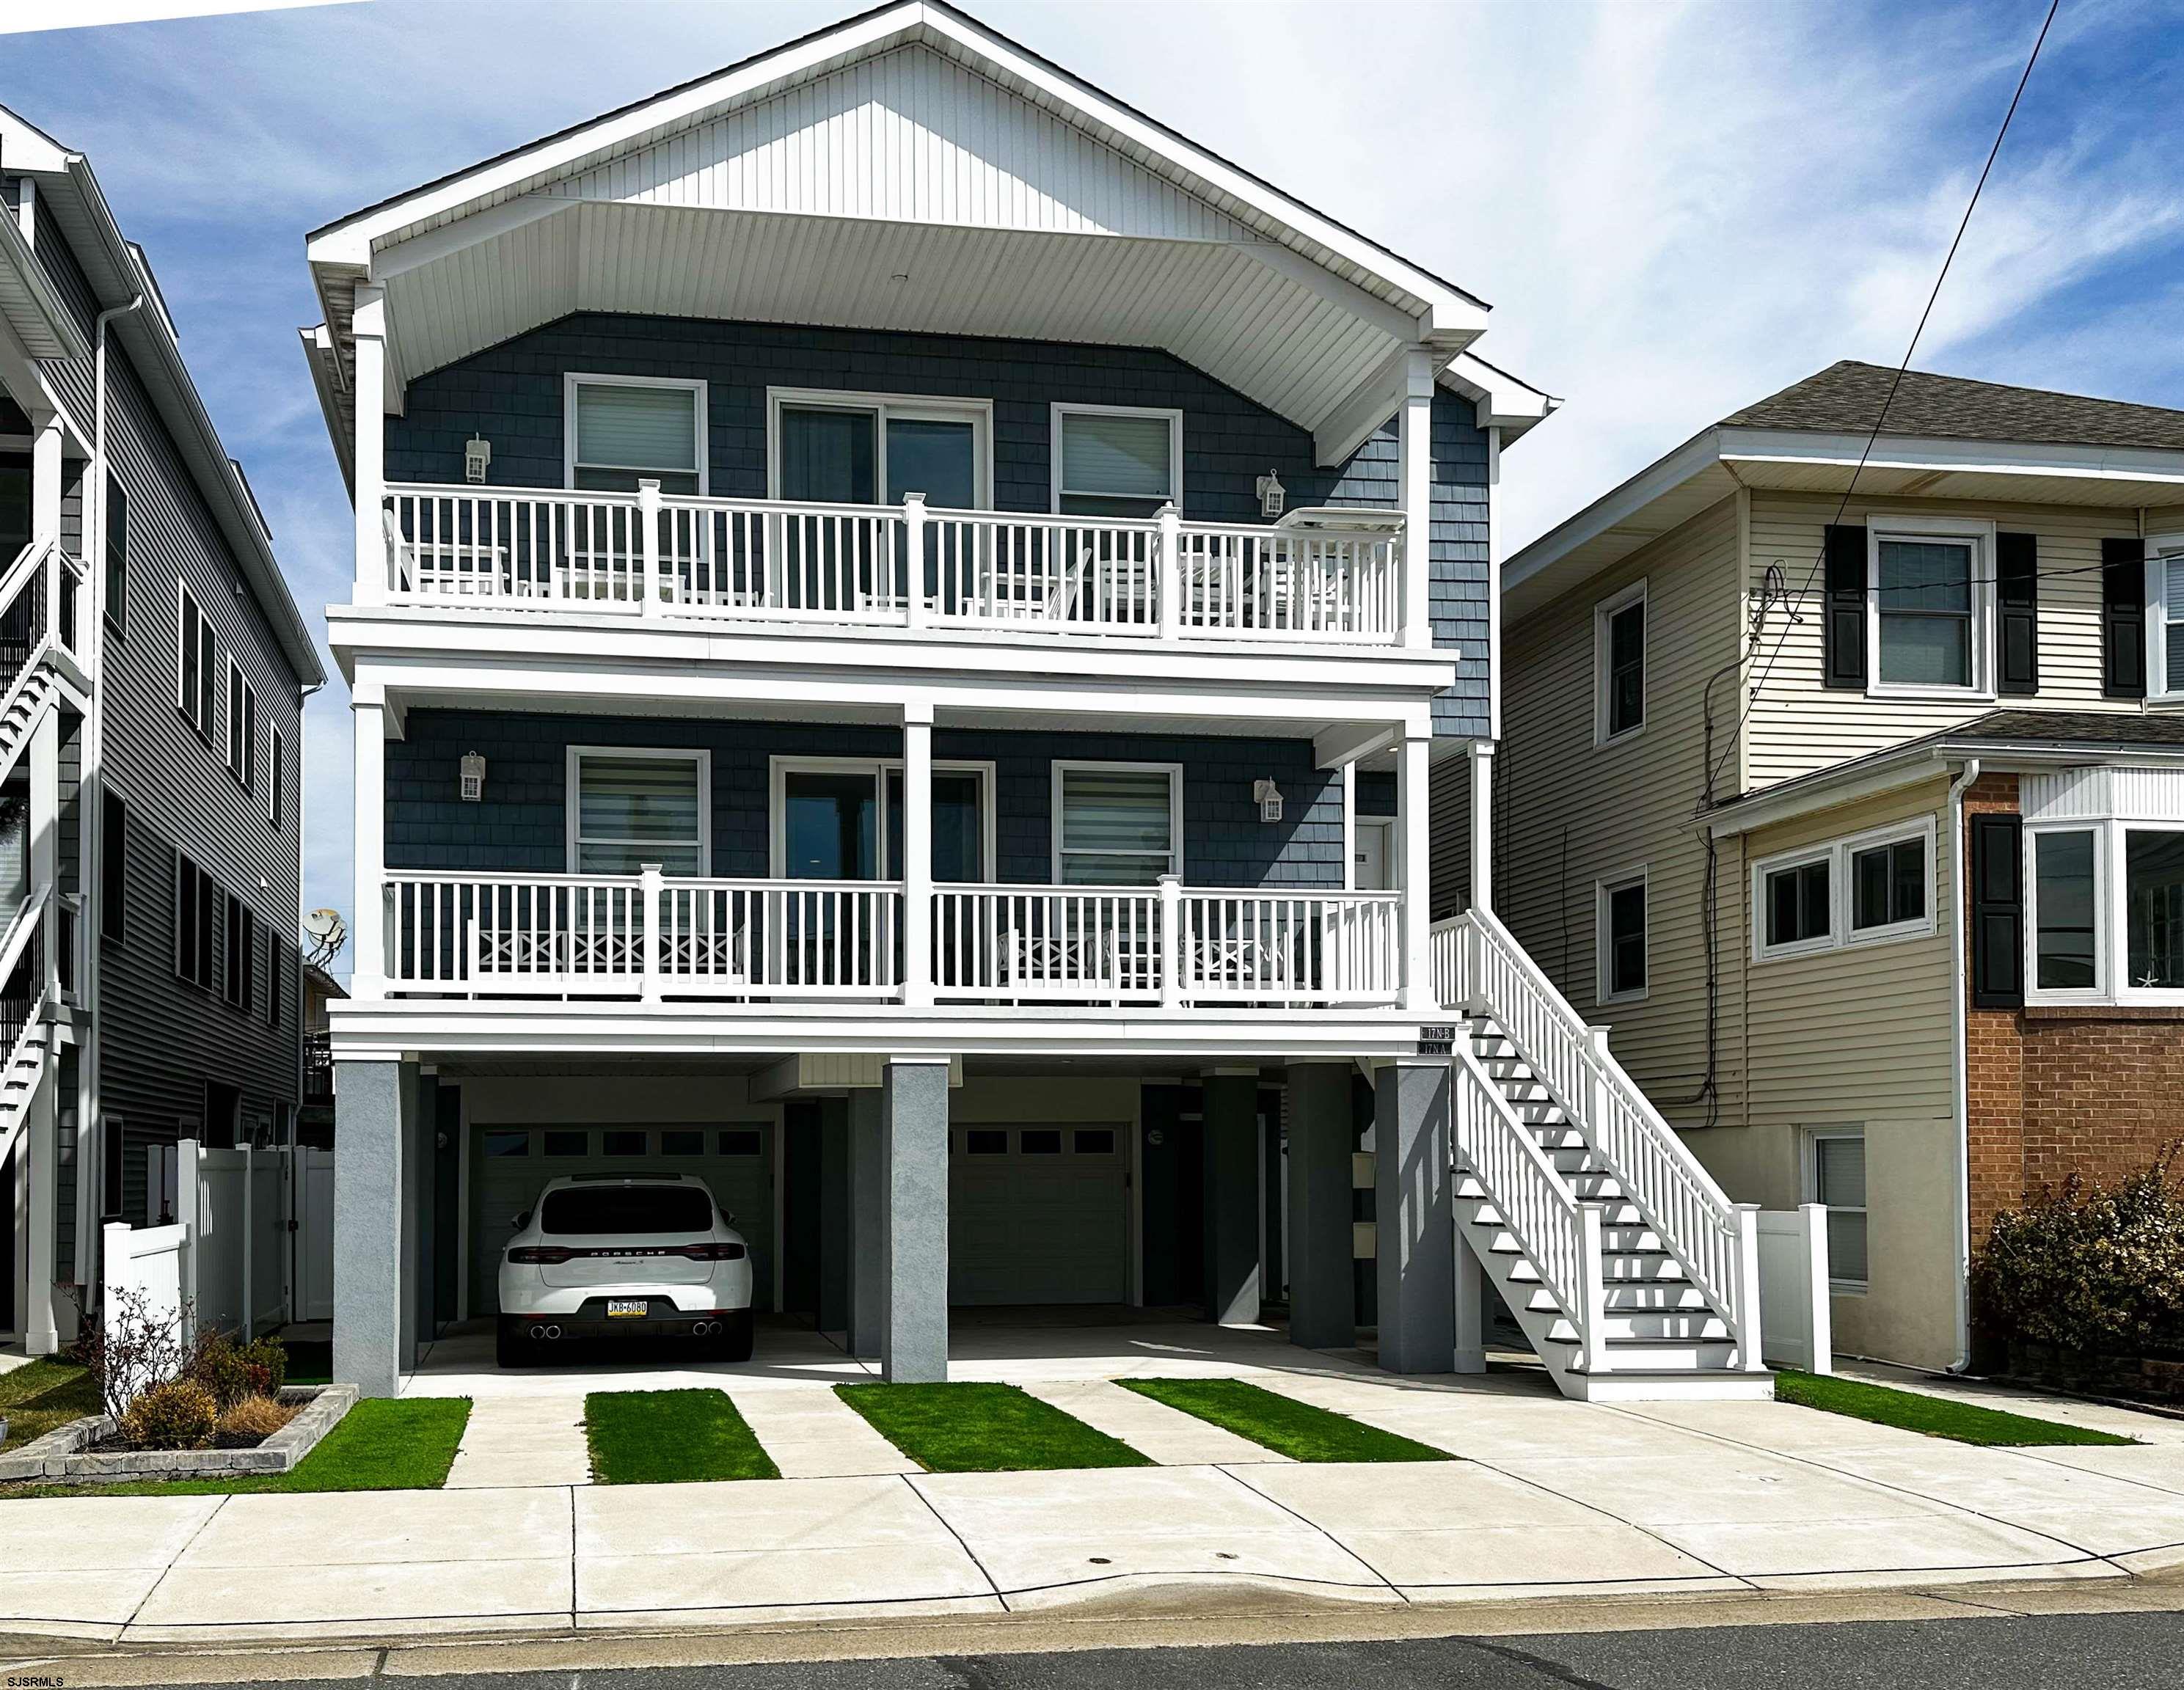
[1496,493,1747,1131]
[1744,490,2152,788]
[1707,775,1958,1367]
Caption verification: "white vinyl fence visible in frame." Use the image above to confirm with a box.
[1757,1204,1833,1375]
[101,1218,192,1355]
[186,1142,291,1339]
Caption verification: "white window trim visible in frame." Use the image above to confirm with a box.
[563,745,712,876]
[1752,817,1938,964]
[1593,577,1647,748]
[764,387,994,509]
[224,656,254,790]
[2147,530,2184,703]
[766,755,998,882]
[1595,864,1648,1005]
[1049,402,1184,516]
[563,373,709,496]
[2024,819,2108,1006]
[1803,1127,1869,1293]
[1865,516,1996,700]
[1050,760,1184,885]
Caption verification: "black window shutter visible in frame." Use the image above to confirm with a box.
[1970,812,2024,1010]
[1823,524,1867,689]
[1996,531,2039,695]
[2103,536,2147,699]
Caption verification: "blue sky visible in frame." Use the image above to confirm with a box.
[7,0,2184,959]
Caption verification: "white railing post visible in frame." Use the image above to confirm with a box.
[1734,1202,1767,1372]
[1579,1202,1611,1376]
[638,479,662,618]
[1158,873,1182,1009]
[1157,503,1181,642]
[639,864,663,1003]
[351,699,387,998]
[903,492,928,629]
[351,287,387,607]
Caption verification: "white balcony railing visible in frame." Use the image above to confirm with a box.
[379,483,1403,645]
[380,871,1405,1008]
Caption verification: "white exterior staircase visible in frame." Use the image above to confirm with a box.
[1436,909,1770,1401]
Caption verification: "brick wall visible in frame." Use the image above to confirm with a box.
[1963,772,2184,1245]
[385,313,1491,736]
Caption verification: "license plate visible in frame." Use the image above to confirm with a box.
[606,1298,649,1319]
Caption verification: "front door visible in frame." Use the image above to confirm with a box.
[776,403,982,610]
[1354,819,1394,891]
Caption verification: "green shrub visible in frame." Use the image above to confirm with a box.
[186,1331,288,1408]
[120,1377,219,1450]
[1973,1144,2184,1358]
[242,1336,288,1398]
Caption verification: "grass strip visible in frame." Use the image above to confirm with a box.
[585,1389,779,1484]
[837,1381,1150,1473]
[1,1396,473,1498]
[1119,1377,1450,1463]
[1775,1370,2136,1447]
[0,1358,101,1455]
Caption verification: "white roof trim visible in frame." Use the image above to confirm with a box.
[1505,426,1723,598]
[0,198,88,362]
[1438,351,1555,440]
[1718,425,2184,488]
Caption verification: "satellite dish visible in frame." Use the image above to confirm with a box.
[302,907,347,968]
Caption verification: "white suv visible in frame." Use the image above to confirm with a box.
[497,1174,753,1367]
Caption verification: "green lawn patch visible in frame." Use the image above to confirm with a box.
[0,1358,101,1454]
[1118,1378,1450,1463]
[585,1389,778,1484]
[1775,1371,2136,1447]
[0,1396,472,1498]
[837,1381,1150,1473]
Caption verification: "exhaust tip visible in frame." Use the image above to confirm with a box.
[529,1324,547,1339]
[544,1324,562,1340]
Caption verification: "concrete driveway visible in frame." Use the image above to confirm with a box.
[6,1325,2184,1644]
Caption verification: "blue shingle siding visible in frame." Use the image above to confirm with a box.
[386,315,1491,734]
[390,709,1345,889]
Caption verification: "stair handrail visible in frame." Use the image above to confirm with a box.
[1437,907,1757,1362]
[0,983,54,1177]
[1450,1036,1602,1367]
[0,882,54,997]
[0,535,59,730]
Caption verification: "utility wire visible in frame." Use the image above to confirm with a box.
[1702,0,2063,802]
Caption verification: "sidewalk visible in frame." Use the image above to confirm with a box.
[6,1357,2184,1645]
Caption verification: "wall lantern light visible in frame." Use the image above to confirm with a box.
[460,751,486,803]
[1254,778,1284,824]
[464,434,493,484]
[1256,469,1285,521]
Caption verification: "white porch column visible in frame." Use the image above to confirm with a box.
[30,406,62,544]
[1398,347,1434,651]
[901,702,933,1009]
[1467,739,1494,912]
[1399,732,1434,1011]
[351,698,386,996]
[21,703,59,1354]
[351,285,387,607]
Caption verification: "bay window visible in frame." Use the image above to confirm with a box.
[2125,829,2184,991]
[2026,817,2184,1003]
[2032,829,2097,992]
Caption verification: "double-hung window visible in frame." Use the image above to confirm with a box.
[1869,522,1993,694]
[1807,1130,1869,1290]
[224,893,253,1012]
[1051,405,1182,518]
[104,473,127,634]
[225,659,255,790]
[567,748,708,875]
[1597,869,1648,1002]
[175,855,216,991]
[101,789,126,943]
[2152,538,2184,700]
[1053,764,1180,885]
[1594,580,1646,744]
[566,376,705,494]
[269,725,285,828]
[175,586,215,739]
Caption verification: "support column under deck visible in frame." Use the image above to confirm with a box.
[334,1060,409,1398]
[881,1056,951,1383]
[1375,1057,1453,1374]
[1285,1061,1354,1351]
[1203,1070,1260,1327]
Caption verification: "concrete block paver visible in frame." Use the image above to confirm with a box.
[446,1394,593,1489]
[1020,1378,1291,1466]
[726,1386,919,1478]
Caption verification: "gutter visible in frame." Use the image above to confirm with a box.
[1945,756,1981,1375]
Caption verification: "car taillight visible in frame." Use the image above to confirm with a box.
[508,1245,575,1265]
[680,1242,747,1262]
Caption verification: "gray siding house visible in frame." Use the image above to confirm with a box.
[304,3,1771,1403]
[1,101,322,1353]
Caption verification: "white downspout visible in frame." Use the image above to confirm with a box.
[1946,754,1980,1374]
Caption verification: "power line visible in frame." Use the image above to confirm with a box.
[1703,0,2063,800]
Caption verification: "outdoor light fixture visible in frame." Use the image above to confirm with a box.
[1256,470,1285,520]
[460,751,486,803]
[464,434,492,484]
[1254,778,1284,824]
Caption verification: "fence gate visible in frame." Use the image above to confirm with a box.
[291,1146,335,1323]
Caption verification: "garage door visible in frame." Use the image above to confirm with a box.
[470,1123,775,1315]
[949,1124,1128,1306]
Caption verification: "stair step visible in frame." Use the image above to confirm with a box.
[1529,1284,1712,1315]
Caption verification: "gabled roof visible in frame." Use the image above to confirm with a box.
[0,103,324,687]
[302,1,1541,470]
[1726,361,2184,454]
[1506,362,2184,622]
[0,200,87,362]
